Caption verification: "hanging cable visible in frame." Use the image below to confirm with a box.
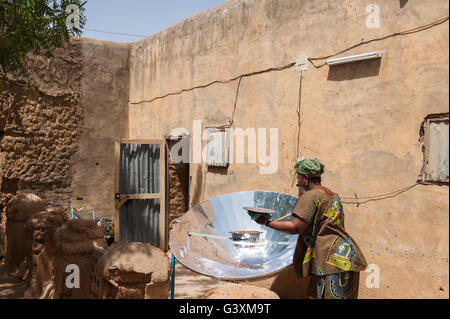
[340,182,419,200]
[228,75,243,127]
[128,15,448,105]
[308,16,449,68]
[341,183,420,205]
[85,28,147,38]
[124,15,447,206]
[129,62,295,105]
[295,70,303,159]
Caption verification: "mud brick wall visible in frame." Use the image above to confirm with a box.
[0,178,18,260]
[168,139,189,233]
[24,209,68,298]
[0,37,130,220]
[0,87,82,197]
[0,42,83,203]
[5,193,45,276]
[53,219,106,299]
[91,242,171,299]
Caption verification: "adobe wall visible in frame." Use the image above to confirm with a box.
[0,38,130,219]
[91,242,170,299]
[0,41,83,203]
[0,0,447,299]
[127,0,449,298]
[70,38,130,218]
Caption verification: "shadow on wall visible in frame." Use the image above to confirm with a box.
[327,58,382,81]
[190,165,204,207]
[207,166,229,176]
[400,0,409,8]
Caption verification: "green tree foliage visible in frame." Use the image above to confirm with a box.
[0,0,86,78]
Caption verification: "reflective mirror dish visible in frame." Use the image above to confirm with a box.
[169,191,299,280]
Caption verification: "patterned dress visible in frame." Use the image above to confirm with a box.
[291,189,367,299]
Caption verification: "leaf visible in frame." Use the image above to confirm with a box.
[0,0,86,76]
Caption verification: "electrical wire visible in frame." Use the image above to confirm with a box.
[340,183,420,205]
[124,15,447,205]
[128,62,296,105]
[228,75,243,127]
[298,17,447,203]
[295,71,303,159]
[308,16,449,68]
[128,15,448,105]
[340,183,418,200]
[85,28,147,38]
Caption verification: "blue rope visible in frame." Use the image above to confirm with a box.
[170,253,175,299]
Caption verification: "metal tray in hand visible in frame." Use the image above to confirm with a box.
[243,206,276,220]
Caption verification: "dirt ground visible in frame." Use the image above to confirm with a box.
[0,258,272,299]
[172,261,281,299]
[172,260,230,299]
[0,261,26,299]
[0,258,230,300]
[201,284,279,299]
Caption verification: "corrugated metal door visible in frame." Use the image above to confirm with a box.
[114,140,167,250]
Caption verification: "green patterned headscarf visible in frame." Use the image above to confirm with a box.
[295,157,325,177]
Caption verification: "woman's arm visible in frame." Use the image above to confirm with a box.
[255,215,310,235]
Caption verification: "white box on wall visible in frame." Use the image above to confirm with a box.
[206,127,230,167]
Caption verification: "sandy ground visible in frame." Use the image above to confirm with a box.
[172,260,231,299]
[0,259,233,300]
[0,261,26,299]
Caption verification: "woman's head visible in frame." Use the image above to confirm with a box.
[295,157,325,191]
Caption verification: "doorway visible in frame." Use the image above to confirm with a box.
[166,136,190,234]
[114,140,168,251]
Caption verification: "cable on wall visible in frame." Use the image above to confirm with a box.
[128,62,295,105]
[341,183,420,206]
[228,75,243,127]
[128,15,449,105]
[125,15,447,205]
[295,70,303,159]
[308,16,449,69]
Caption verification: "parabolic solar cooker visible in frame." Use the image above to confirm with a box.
[169,191,299,280]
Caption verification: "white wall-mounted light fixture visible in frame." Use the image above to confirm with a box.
[325,50,386,66]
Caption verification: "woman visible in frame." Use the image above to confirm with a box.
[256,157,367,299]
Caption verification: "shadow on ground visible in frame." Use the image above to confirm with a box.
[173,261,230,299]
[0,261,26,299]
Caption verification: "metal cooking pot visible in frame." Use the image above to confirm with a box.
[230,231,262,242]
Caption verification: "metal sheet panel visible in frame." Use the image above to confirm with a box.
[120,199,160,246]
[119,143,160,194]
[427,120,449,182]
[119,143,161,245]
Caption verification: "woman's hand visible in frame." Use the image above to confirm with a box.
[255,215,270,226]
